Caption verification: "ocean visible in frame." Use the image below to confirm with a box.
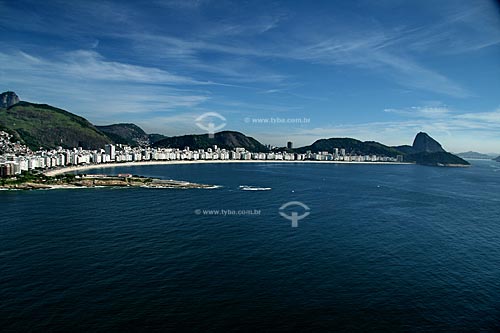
[1,160,500,331]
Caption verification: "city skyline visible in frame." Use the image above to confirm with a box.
[0,129,407,177]
[1,0,500,152]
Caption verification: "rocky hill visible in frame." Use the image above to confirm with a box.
[153,131,269,152]
[398,132,469,166]
[0,91,166,149]
[0,91,471,166]
[293,132,468,166]
[0,101,111,150]
[96,123,167,146]
[394,132,444,154]
[96,123,148,146]
[404,151,469,166]
[0,91,20,108]
[147,133,167,145]
[294,138,402,157]
[412,132,445,153]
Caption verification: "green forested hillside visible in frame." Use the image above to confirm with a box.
[0,102,111,150]
[153,131,269,152]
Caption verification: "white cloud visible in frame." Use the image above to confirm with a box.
[407,1,500,54]
[384,105,500,130]
[1,0,498,153]
[456,109,500,124]
[0,50,211,123]
[372,52,470,98]
[2,1,484,98]
[119,18,471,97]
[249,104,500,153]
[251,118,500,154]
[384,106,451,118]
[12,50,201,85]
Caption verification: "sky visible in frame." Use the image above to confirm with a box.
[1,0,500,153]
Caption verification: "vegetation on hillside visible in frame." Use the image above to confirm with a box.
[153,131,269,152]
[0,92,469,167]
[96,123,148,146]
[294,138,403,157]
[0,102,111,150]
[0,171,76,186]
[404,152,470,166]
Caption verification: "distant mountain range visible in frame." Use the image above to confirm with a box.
[494,156,500,162]
[0,91,469,166]
[456,151,496,160]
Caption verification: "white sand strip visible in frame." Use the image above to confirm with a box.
[44,160,413,176]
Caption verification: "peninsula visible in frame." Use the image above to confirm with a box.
[0,172,218,190]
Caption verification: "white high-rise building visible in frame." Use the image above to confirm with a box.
[105,144,116,160]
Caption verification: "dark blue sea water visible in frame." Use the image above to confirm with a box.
[2,160,500,331]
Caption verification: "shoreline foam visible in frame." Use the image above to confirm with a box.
[43,160,413,176]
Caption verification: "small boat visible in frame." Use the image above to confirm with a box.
[239,185,271,191]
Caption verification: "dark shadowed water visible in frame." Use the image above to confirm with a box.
[1,160,500,331]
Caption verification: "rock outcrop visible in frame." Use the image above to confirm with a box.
[412,132,445,153]
[0,91,20,108]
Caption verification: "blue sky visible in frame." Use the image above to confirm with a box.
[1,0,500,152]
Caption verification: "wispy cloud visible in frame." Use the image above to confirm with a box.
[1,0,499,152]
[251,102,500,153]
[6,49,201,86]
[406,1,500,54]
[384,106,451,118]
[2,0,490,97]
[0,50,211,122]
[384,104,500,130]
[372,52,471,98]
[455,109,500,126]
[253,116,500,154]
[60,50,202,85]
[117,15,472,97]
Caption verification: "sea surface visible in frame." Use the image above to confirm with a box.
[1,160,500,331]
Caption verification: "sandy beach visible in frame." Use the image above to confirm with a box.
[44,160,413,176]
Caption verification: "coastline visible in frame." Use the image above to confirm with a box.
[44,160,414,176]
[1,175,219,191]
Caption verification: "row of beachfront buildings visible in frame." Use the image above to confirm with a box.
[0,131,403,177]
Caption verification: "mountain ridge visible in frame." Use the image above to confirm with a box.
[0,91,469,166]
[294,138,402,157]
[96,123,148,146]
[291,133,468,166]
[96,123,167,146]
[152,131,269,152]
[1,101,111,150]
[456,151,495,159]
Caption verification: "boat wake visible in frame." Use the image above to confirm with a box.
[239,185,272,191]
